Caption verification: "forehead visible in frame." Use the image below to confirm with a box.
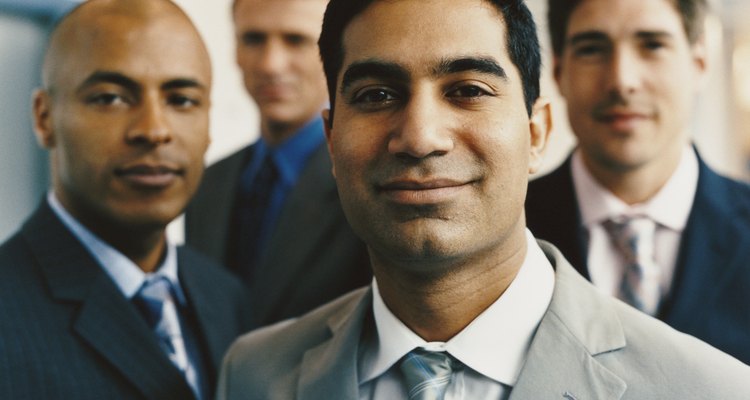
[566,0,685,40]
[53,13,211,89]
[234,0,327,35]
[341,0,514,77]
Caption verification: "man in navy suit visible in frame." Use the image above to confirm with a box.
[0,0,252,398]
[526,0,750,363]
[185,0,370,326]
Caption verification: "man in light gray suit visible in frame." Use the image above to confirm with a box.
[217,0,750,398]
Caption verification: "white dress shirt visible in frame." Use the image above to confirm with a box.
[358,230,555,400]
[571,147,698,300]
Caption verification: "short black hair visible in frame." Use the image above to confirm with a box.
[547,0,708,57]
[318,0,541,125]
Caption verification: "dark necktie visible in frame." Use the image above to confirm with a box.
[399,349,460,400]
[603,216,662,315]
[132,277,200,398]
[234,152,278,283]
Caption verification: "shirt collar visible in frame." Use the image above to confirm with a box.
[360,229,555,387]
[571,146,698,231]
[47,192,186,304]
[256,116,325,187]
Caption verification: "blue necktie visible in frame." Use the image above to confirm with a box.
[133,277,201,398]
[603,217,662,315]
[399,349,459,400]
[234,152,278,283]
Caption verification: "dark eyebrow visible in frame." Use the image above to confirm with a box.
[567,31,609,47]
[431,56,507,80]
[340,56,508,94]
[340,60,410,94]
[635,30,675,42]
[568,30,675,47]
[162,78,205,91]
[79,71,140,93]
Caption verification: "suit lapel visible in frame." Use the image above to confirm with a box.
[254,144,341,319]
[23,202,194,399]
[178,249,239,373]
[512,242,626,400]
[297,288,371,400]
[661,160,750,328]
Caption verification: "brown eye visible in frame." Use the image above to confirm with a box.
[447,85,487,98]
[86,93,127,106]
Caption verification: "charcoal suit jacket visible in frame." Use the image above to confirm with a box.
[526,152,750,364]
[185,142,370,326]
[0,201,253,399]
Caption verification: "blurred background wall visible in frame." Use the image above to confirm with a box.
[0,0,747,243]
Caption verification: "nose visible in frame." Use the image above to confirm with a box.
[126,95,172,145]
[607,47,641,96]
[388,90,454,159]
[256,39,288,76]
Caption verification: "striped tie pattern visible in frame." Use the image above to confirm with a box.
[399,349,459,400]
[133,277,200,398]
[603,217,662,315]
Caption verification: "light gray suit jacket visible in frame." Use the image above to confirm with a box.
[216,241,750,400]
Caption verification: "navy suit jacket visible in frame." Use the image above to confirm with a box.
[185,142,371,326]
[0,201,253,399]
[526,153,750,364]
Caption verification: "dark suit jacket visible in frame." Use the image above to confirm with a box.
[526,153,750,364]
[217,241,750,400]
[0,202,253,399]
[185,142,371,327]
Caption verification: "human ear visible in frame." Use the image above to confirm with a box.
[528,97,553,174]
[32,89,55,148]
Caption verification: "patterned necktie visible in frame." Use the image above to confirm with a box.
[133,277,200,398]
[603,217,662,315]
[399,349,459,400]
[234,152,278,283]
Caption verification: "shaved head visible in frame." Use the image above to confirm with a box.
[42,0,210,93]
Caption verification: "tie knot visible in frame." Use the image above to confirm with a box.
[603,216,656,262]
[399,349,459,400]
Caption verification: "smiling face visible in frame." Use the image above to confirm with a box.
[325,0,550,273]
[555,0,706,177]
[33,5,212,236]
[234,0,329,143]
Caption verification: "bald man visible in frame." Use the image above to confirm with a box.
[0,1,251,398]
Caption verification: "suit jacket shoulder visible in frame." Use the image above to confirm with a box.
[0,202,251,399]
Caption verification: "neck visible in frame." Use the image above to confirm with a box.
[373,231,527,342]
[582,146,684,205]
[109,229,167,273]
[69,210,168,273]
